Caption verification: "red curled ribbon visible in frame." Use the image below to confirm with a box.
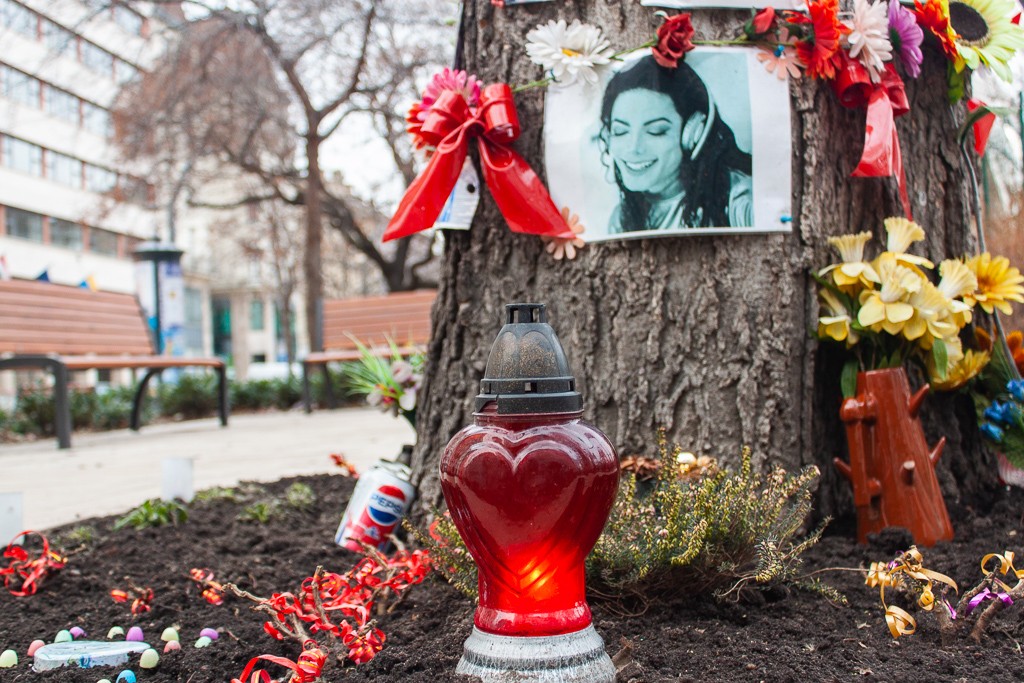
[832,54,912,219]
[384,83,574,242]
[1,530,66,597]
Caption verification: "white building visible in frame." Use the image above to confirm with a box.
[0,0,298,402]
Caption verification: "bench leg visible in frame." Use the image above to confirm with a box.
[131,369,162,431]
[302,362,313,414]
[322,363,336,409]
[216,365,229,426]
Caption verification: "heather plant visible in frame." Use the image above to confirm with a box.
[239,501,279,524]
[284,482,316,512]
[589,435,829,599]
[415,433,833,603]
[194,486,239,504]
[113,499,188,531]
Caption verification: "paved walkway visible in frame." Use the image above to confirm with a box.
[0,408,415,533]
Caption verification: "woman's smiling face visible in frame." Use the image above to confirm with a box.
[608,89,685,197]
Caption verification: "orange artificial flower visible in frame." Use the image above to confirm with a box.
[1008,330,1024,375]
[913,0,960,62]
[793,0,844,79]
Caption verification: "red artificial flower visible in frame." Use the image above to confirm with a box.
[792,0,843,80]
[751,7,777,35]
[344,627,386,665]
[913,0,959,61]
[652,13,696,68]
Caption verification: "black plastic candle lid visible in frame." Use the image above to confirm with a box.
[475,303,583,414]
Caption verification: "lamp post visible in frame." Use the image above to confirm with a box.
[132,241,184,355]
[440,303,619,682]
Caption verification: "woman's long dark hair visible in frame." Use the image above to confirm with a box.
[600,56,752,230]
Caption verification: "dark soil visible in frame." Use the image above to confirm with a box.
[1,474,1022,682]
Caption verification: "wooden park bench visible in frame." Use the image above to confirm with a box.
[302,289,436,412]
[0,278,228,449]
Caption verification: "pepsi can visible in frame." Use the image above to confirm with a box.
[335,460,415,552]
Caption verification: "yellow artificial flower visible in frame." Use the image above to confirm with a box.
[930,349,991,390]
[904,281,959,345]
[936,258,978,328]
[948,0,1024,82]
[858,253,923,335]
[963,253,1024,314]
[884,217,934,270]
[820,231,879,289]
[818,289,859,345]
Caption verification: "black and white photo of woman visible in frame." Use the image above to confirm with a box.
[598,55,753,233]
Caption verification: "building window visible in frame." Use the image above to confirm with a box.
[81,41,114,76]
[0,0,36,38]
[50,218,82,250]
[46,151,82,187]
[2,136,42,176]
[42,19,75,56]
[251,353,267,363]
[112,5,144,36]
[0,65,40,108]
[82,102,112,137]
[85,164,117,192]
[250,299,265,330]
[184,286,204,352]
[45,86,78,124]
[5,207,43,242]
[88,227,118,256]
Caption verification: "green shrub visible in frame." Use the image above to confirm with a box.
[14,386,56,436]
[239,500,279,523]
[158,373,219,419]
[114,499,188,530]
[272,376,303,410]
[284,482,316,511]
[69,390,99,430]
[56,525,97,548]
[415,434,833,603]
[230,379,275,411]
[194,486,238,503]
[91,387,135,430]
[589,437,829,599]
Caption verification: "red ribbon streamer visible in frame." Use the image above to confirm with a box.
[1,530,66,597]
[384,83,574,242]
[966,99,996,156]
[832,55,912,219]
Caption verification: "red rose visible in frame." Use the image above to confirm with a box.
[652,13,695,69]
[752,7,776,34]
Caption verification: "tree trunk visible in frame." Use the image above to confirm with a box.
[410,1,998,523]
[305,133,325,352]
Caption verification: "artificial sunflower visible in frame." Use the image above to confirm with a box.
[963,252,1024,314]
[913,0,961,61]
[820,231,879,289]
[947,0,1024,81]
[930,348,991,390]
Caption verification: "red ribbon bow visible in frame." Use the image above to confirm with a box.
[832,55,912,219]
[384,83,574,242]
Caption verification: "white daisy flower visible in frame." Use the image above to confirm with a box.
[525,19,613,86]
[845,0,894,83]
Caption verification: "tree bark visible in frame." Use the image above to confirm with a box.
[410,1,999,522]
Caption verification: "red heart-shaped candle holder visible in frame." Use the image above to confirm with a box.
[441,407,619,637]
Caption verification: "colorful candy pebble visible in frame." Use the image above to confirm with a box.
[199,628,219,640]
[125,627,144,642]
[115,670,136,683]
[70,626,87,639]
[163,641,181,653]
[160,627,179,642]
[139,649,159,669]
[27,640,45,656]
[97,680,113,683]
[0,649,18,667]
[54,630,73,643]
[107,627,125,639]
[194,636,212,648]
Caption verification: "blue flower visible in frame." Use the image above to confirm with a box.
[981,422,1005,443]
[985,401,1015,426]
[1007,379,1024,402]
